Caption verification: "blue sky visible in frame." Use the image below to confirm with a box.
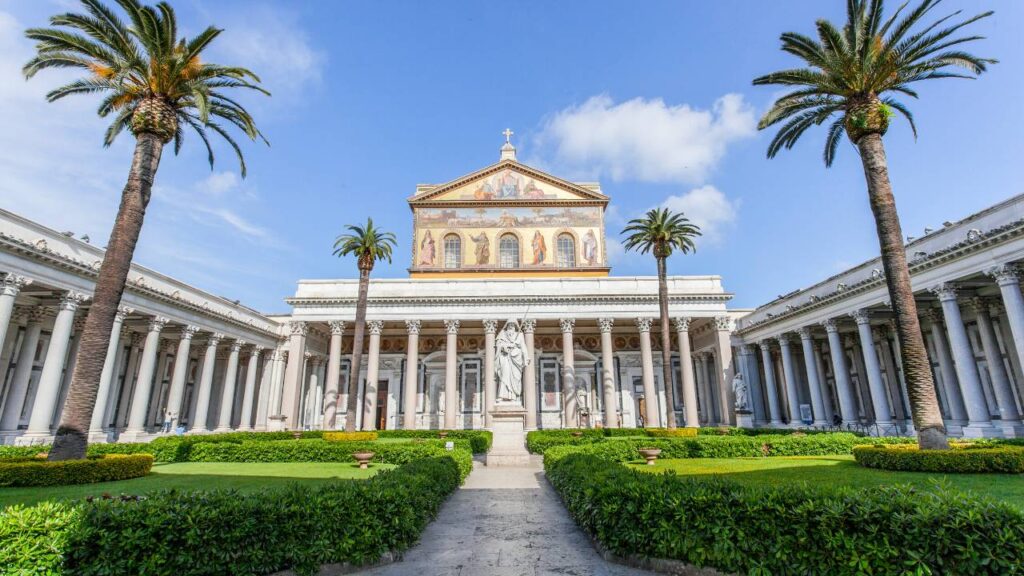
[1,0,1022,313]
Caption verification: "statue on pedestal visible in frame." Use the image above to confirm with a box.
[732,373,749,412]
[495,319,527,404]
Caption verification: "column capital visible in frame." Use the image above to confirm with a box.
[521,318,537,334]
[598,317,615,333]
[776,333,792,346]
[758,340,773,352]
[207,333,225,347]
[114,305,135,323]
[820,318,839,333]
[796,326,814,340]
[713,315,734,331]
[850,309,872,325]
[444,319,461,334]
[328,320,346,336]
[405,319,422,335]
[230,339,246,352]
[130,332,145,347]
[673,316,691,332]
[968,296,992,316]
[59,290,90,311]
[986,263,1020,286]
[1,274,32,297]
[252,345,265,357]
[923,307,943,324]
[739,343,754,355]
[73,316,87,333]
[634,317,652,333]
[930,282,959,302]
[288,321,308,337]
[483,319,499,334]
[147,316,169,332]
[26,305,47,323]
[367,320,385,335]
[989,301,1005,317]
[560,318,575,334]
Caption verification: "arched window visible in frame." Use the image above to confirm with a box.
[443,234,461,269]
[499,234,520,268]
[556,233,576,267]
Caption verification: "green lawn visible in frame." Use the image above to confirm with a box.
[0,461,395,508]
[628,455,1024,506]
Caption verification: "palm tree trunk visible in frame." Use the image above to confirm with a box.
[856,133,948,450]
[48,133,164,461]
[345,268,370,432]
[657,256,678,428]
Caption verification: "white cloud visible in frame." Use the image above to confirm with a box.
[533,94,756,184]
[661,185,738,243]
[604,238,625,265]
[199,171,240,196]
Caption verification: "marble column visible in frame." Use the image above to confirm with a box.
[672,317,699,428]
[796,327,828,426]
[145,340,173,428]
[255,348,280,430]
[972,298,1022,434]
[738,344,764,422]
[88,306,134,438]
[190,334,222,432]
[875,326,907,424]
[851,309,893,428]
[405,320,421,430]
[931,284,994,436]
[758,341,783,426]
[988,264,1024,390]
[483,319,497,428]
[522,319,538,429]
[635,317,659,427]
[306,354,323,428]
[696,352,711,423]
[238,346,263,430]
[924,308,967,423]
[115,334,143,428]
[22,293,89,441]
[361,320,384,430]
[712,316,736,425]
[822,319,858,425]
[214,340,243,431]
[1,307,44,431]
[561,318,577,427]
[0,275,31,368]
[777,334,801,424]
[322,321,345,430]
[443,319,459,430]
[812,341,835,424]
[597,318,618,428]
[121,315,167,438]
[280,321,308,429]
[163,324,199,431]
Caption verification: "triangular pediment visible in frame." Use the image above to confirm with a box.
[409,159,607,205]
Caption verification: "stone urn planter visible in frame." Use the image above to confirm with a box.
[352,451,375,470]
[638,448,662,466]
[571,431,583,438]
[438,431,448,439]
[292,431,303,440]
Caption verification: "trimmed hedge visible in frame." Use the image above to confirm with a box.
[323,431,378,442]
[187,439,474,480]
[546,451,1024,575]
[645,427,698,438]
[1,456,461,576]
[535,432,915,458]
[377,430,493,454]
[854,444,1024,474]
[0,455,153,487]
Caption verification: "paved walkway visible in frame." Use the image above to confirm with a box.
[359,456,652,576]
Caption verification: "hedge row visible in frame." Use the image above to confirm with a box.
[323,431,378,442]
[534,432,916,458]
[854,444,1024,474]
[0,455,153,487]
[525,427,864,454]
[187,439,474,480]
[1,456,462,576]
[377,430,493,453]
[545,451,1024,575]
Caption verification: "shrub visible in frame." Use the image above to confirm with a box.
[645,427,698,438]
[377,430,493,453]
[323,431,378,442]
[187,439,474,480]
[853,444,1024,474]
[546,452,1024,575]
[0,454,153,487]
[0,456,461,576]
[526,429,604,454]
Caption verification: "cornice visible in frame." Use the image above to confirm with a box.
[286,293,732,308]
[736,217,1024,335]
[0,232,279,338]
[408,159,608,204]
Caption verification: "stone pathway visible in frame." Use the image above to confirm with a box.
[359,456,652,576]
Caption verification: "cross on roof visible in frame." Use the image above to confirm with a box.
[502,128,514,144]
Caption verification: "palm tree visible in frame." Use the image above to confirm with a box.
[25,0,268,461]
[332,219,397,431]
[622,208,701,429]
[753,0,994,449]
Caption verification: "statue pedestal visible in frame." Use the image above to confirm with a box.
[486,404,530,467]
[735,409,754,429]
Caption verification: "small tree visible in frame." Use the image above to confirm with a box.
[622,208,701,428]
[332,219,396,431]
